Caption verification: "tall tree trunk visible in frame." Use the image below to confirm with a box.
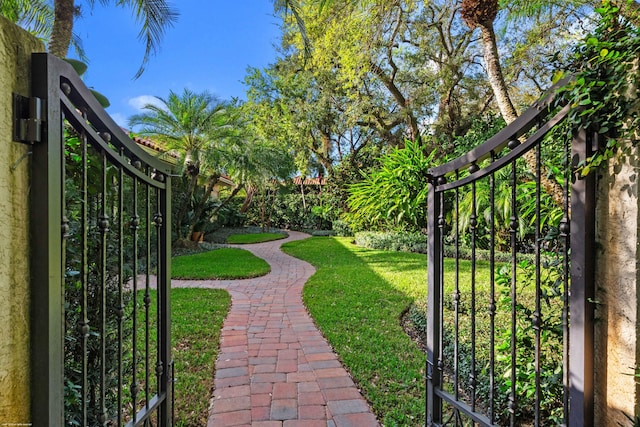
[479,22,564,207]
[185,173,220,238]
[479,23,518,123]
[300,178,307,211]
[210,184,244,217]
[174,172,199,241]
[50,0,74,58]
[240,185,257,213]
[369,61,420,142]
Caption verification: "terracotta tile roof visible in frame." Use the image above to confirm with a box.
[129,133,235,187]
[292,176,327,186]
[131,134,174,156]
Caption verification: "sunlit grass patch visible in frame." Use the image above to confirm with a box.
[172,248,270,279]
[226,232,287,244]
[282,236,426,426]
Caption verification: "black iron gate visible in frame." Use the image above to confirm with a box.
[24,53,173,426]
[426,79,595,426]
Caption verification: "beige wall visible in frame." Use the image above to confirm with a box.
[0,16,43,424]
[594,146,640,426]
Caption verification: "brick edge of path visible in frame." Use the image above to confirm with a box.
[171,230,381,427]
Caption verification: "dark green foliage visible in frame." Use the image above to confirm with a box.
[64,132,140,425]
[355,230,427,253]
[243,186,337,231]
[346,139,435,232]
[555,0,640,176]
[410,250,566,424]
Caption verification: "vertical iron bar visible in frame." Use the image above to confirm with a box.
[117,150,125,427]
[568,129,595,426]
[470,181,477,412]
[159,174,172,425]
[562,135,571,425]
[145,181,152,408]
[534,142,542,427]
[427,177,442,425]
[454,173,460,402]
[154,187,163,402]
[509,159,518,427]
[30,53,65,426]
[80,120,89,426]
[489,153,496,423]
[438,182,446,415]
[99,150,109,425]
[131,177,139,423]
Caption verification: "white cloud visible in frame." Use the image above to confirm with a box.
[128,95,164,111]
[110,112,128,128]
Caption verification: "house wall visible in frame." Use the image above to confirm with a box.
[594,145,640,425]
[0,16,43,424]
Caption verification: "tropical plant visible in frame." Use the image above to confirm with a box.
[129,89,233,242]
[0,0,53,40]
[346,139,435,232]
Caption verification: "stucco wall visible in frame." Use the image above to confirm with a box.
[0,16,44,424]
[594,147,640,426]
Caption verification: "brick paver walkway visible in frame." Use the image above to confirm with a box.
[172,230,380,427]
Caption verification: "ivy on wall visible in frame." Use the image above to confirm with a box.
[555,0,640,176]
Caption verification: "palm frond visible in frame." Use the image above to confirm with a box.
[119,0,179,79]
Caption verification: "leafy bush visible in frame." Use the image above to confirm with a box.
[355,231,427,253]
[331,219,354,237]
[411,255,565,424]
[244,191,336,231]
[346,139,435,232]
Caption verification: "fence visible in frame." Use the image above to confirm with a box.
[21,53,173,426]
[426,77,595,426]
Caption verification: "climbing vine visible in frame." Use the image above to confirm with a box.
[555,0,640,175]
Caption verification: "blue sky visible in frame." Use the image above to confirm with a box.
[73,1,283,128]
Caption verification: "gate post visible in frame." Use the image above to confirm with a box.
[569,128,596,426]
[29,53,66,426]
[426,177,442,425]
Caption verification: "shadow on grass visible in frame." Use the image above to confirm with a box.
[282,236,426,427]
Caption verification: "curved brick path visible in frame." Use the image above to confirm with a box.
[171,230,380,427]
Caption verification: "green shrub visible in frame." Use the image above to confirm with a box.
[331,219,354,237]
[355,231,427,253]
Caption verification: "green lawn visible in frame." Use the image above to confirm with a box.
[226,232,287,244]
[165,235,560,425]
[172,289,231,426]
[131,288,230,426]
[282,236,427,426]
[171,247,270,279]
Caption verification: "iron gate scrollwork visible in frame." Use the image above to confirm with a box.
[426,77,595,426]
[30,53,173,426]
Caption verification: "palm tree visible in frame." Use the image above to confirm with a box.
[460,0,568,206]
[50,0,177,77]
[128,88,232,241]
[0,0,53,40]
[460,0,517,123]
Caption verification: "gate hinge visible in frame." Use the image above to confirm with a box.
[12,93,44,144]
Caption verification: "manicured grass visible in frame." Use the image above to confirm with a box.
[135,288,230,426]
[172,288,230,426]
[282,236,427,426]
[226,232,287,244]
[172,248,270,279]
